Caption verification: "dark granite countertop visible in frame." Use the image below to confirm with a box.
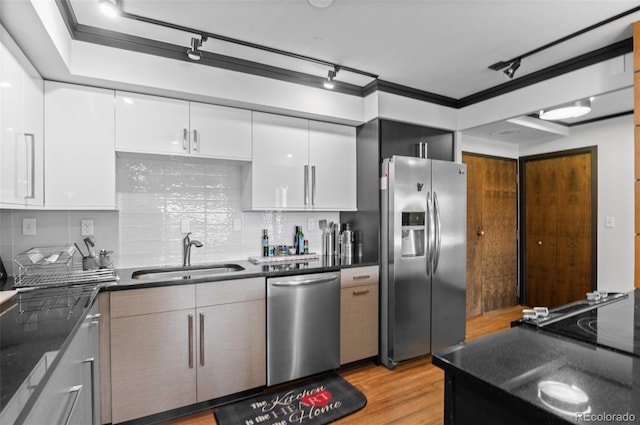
[0,255,378,422]
[433,326,640,424]
[0,284,100,423]
[110,255,379,291]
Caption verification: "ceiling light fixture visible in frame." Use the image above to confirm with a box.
[324,66,339,89]
[502,59,521,79]
[539,99,592,121]
[186,36,206,61]
[308,0,334,8]
[98,0,120,18]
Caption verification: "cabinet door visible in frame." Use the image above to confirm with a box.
[45,82,115,209]
[250,112,308,209]
[189,102,252,160]
[115,91,190,155]
[309,121,356,210]
[0,31,43,208]
[196,299,265,401]
[110,309,197,423]
[340,283,379,364]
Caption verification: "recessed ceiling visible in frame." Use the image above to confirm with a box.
[67,0,640,99]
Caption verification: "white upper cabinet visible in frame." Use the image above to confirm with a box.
[44,82,116,209]
[309,121,357,211]
[115,91,252,160]
[249,112,309,210]
[0,28,44,208]
[115,91,190,155]
[189,102,252,160]
[246,112,357,211]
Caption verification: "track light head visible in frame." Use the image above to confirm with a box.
[503,59,521,79]
[186,37,205,61]
[323,66,340,90]
[98,0,120,18]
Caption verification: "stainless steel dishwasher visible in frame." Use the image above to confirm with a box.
[267,272,340,386]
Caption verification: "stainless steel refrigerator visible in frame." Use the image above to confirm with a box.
[380,155,466,369]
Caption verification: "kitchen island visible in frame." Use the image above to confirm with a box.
[433,293,640,424]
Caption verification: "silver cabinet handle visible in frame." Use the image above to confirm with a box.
[304,165,309,205]
[352,275,370,280]
[61,385,82,425]
[192,129,198,152]
[271,276,337,287]
[188,314,194,368]
[352,289,370,296]
[311,165,316,205]
[183,128,188,151]
[24,133,36,200]
[199,313,205,367]
[83,358,97,425]
[433,191,442,274]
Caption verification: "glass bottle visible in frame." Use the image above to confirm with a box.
[262,229,269,257]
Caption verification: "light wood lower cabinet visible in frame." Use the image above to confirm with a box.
[109,278,265,423]
[110,309,197,423]
[340,266,379,365]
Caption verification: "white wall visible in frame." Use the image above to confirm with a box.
[460,134,520,159]
[519,116,634,293]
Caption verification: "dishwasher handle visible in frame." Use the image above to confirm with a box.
[270,275,338,287]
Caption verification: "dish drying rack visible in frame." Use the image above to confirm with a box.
[14,245,118,288]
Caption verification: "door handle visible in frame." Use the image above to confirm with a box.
[426,191,434,276]
[61,385,82,425]
[433,191,442,274]
[199,313,205,367]
[188,314,194,368]
[24,133,35,200]
[270,275,337,287]
[183,128,188,151]
[311,165,316,205]
[192,129,199,152]
[83,358,97,425]
[304,165,309,205]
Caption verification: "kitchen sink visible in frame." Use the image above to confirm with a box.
[131,264,245,281]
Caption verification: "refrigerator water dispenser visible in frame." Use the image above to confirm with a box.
[401,212,425,257]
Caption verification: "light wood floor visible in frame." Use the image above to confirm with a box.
[164,305,525,425]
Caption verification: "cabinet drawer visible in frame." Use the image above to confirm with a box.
[110,285,196,318]
[340,283,379,364]
[340,265,379,289]
[196,277,265,307]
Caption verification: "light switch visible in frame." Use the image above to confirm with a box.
[233,218,242,232]
[22,218,36,236]
[605,216,616,228]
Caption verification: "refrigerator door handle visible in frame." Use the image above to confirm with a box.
[433,191,442,274]
[426,191,434,275]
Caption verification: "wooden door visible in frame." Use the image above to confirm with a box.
[463,154,517,318]
[523,151,593,308]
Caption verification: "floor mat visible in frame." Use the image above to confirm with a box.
[214,374,366,425]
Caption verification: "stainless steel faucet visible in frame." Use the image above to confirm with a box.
[182,232,203,267]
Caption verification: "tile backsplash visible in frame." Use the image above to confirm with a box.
[0,154,339,275]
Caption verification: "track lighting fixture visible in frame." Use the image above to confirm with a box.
[503,59,521,79]
[323,66,340,89]
[98,0,120,18]
[186,37,206,61]
[539,99,592,121]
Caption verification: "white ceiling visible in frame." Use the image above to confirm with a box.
[70,0,640,99]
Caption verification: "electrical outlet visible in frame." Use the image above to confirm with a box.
[22,218,36,236]
[233,218,242,232]
[181,219,191,233]
[307,218,315,231]
[81,219,94,236]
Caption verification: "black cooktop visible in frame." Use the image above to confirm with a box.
[537,290,640,358]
